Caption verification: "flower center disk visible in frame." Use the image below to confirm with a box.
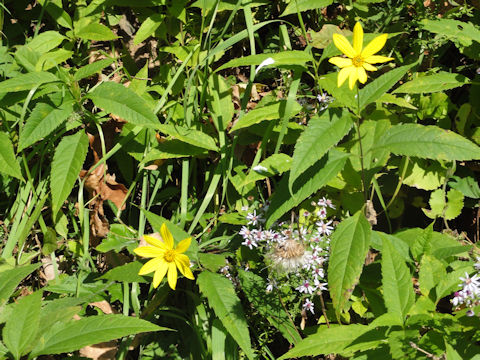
[164,249,176,262]
[352,55,364,67]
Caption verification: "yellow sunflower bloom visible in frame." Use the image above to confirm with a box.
[134,223,195,290]
[328,22,394,90]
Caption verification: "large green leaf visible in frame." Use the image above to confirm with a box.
[18,99,74,151]
[27,31,65,54]
[3,292,42,360]
[0,71,58,93]
[50,131,89,216]
[157,123,218,151]
[371,124,480,161]
[381,236,415,322]
[38,0,72,29]
[30,315,165,357]
[318,72,356,111]
[88,82,158,128]
[289,109,353,190]
[73,58,115,81]
[393,72,470,94]
[75,23,118,41]
[230,101,302,133]
[421,19,480,46]
[133,13,164,45]
[328,211,371,316]
[281,0,333,16]
[265,149,348,228]
[197,272,255,360]
[0,132,23,180]
[216,51,312,72]
[0,264,41,308]
[237,270,301,344]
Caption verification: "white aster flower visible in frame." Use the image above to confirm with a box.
[303,298,315,314]
[296,279,315,294]
[316,220,334,236]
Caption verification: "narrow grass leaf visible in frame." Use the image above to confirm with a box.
[328,211,371,316]
[0,264,41,308]
[381,236,415,322]
[30,315,166,357]
[50,131,89,216]
[88,82,158,128]
[392,72,470,94]
[0,132,23,180]
[198,271,255,360]
[3,292,42,360]
[289,109,353,191]
[371,124,480,161]
[0,71,58,93]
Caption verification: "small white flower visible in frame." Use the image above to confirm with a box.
[252,165,268,173]
[296,279,315,294]
[303,298,315,314]
[316,220,334,236]
[316,207,327,219]
[246,210,263,226]
[255,57,275,75]
[459,272,480,295]
[312,267,325,279]
[239,226,251,238]
[314,278,328,292]
[242,237,258,250]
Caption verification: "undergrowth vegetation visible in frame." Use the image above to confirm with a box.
[1,0,480,359]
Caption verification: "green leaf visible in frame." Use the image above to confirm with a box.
[38,0,72,29]
[0,264,41,308]
[230,100,302,133]
[50,131,89,216]
[281,0,333,16]
[197,272,255,360]
[237,270,301,344]
[381,236,415,322]
[401,158,448,191]
[207,73,234,131]
[27,31,66,54]
[73,58,115,81]
[142,140,208,161]
[96,224,136,253]
[3,292,42,360]
[133,13,164,45]
[0,71,58,93]
[18,99,74,151]
[371,124,480,161]
[216,51,312,72]
[423,188,464,220]
[36,49,73,71]
[359,63,415,109]
[265,149,348,228]
[319,72,355,111]
[418,254,446,297]
[392,72,470,94]
[99,261,150,283]
[241,153,292,187]
[157,124,218,151]
[30,315,166,357]
[289,109,353,190]
[328,211,371,316]
[421,19,480,47]
[87,82,158,128]
[448,175,480,199]
[41,227,58,255]
[75,23,118,41]
[0,132,23,180]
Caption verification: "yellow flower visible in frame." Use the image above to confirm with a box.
[134,223,194,290]
[329,22,394,90]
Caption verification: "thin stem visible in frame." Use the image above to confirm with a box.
[355,87,368,206]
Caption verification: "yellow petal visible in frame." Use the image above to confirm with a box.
[175,237,191,254]
[143,235,167,250]
[160,223,174,249]
[364,55,394,64]
[152,261,169,288]
[332,34,356,58]
[175,255,195,280]
[338,66,354,87]
[362,62,377,71]
[357,67,367,83]
[349,69,358,90]
[175,253,192,272]
[361,33,388,58]
[134,246,165,258]
[138,257,164,275]
[167,262,178,290]
[328,57,353,68]
[353,22,363,54]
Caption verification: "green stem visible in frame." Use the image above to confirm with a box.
[355,87,368,206]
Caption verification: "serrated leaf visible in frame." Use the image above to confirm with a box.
[402,158,447,191]
[0,132,23,180]
[87,82,158,128]
[265,149,348,228]
[319,72,356,111]
[445,189,464,220]
[328,211,371,316]
[418,255,446,297]
[230,101,302,133]
[371,124,480,161]
[133,13,164,45]
[3,292,42,359]
[448,175,480,199]
[376,93,417,109]
[216,51,312,72]
[75,23,118,41]
[18,99,74,151]
[393,72,470,94]
[73,58,115,81]
[197,272,255,360]
[30,315,166,357]
[157,124,218,151]
[50,131,89,216]
[142,140,208,161]
[0,264,41,308]
[289,108,353,190]
[27,31,66,54]
[0,71,58,93]
[241,153,292,187]
[36,49,73,71]
[237,270,301,344]
[99,261,150,283]
[421,19,480,47]
[423,189,464,220]
[381,236,415,322]
[96,224,136,253]
[281,0,333,16]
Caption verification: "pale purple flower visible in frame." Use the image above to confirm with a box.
[312,267,325,279]
[303,298,315,314]
[316,220,334,236]
[316,207,327,219]
[242,237,258,250]
[246,210,262,226]
[459,272,480,295]
[314,278,328,292]
[296,279,315,294]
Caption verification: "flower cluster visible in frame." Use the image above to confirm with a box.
[234,197,336,317]
[452,260,480,316]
